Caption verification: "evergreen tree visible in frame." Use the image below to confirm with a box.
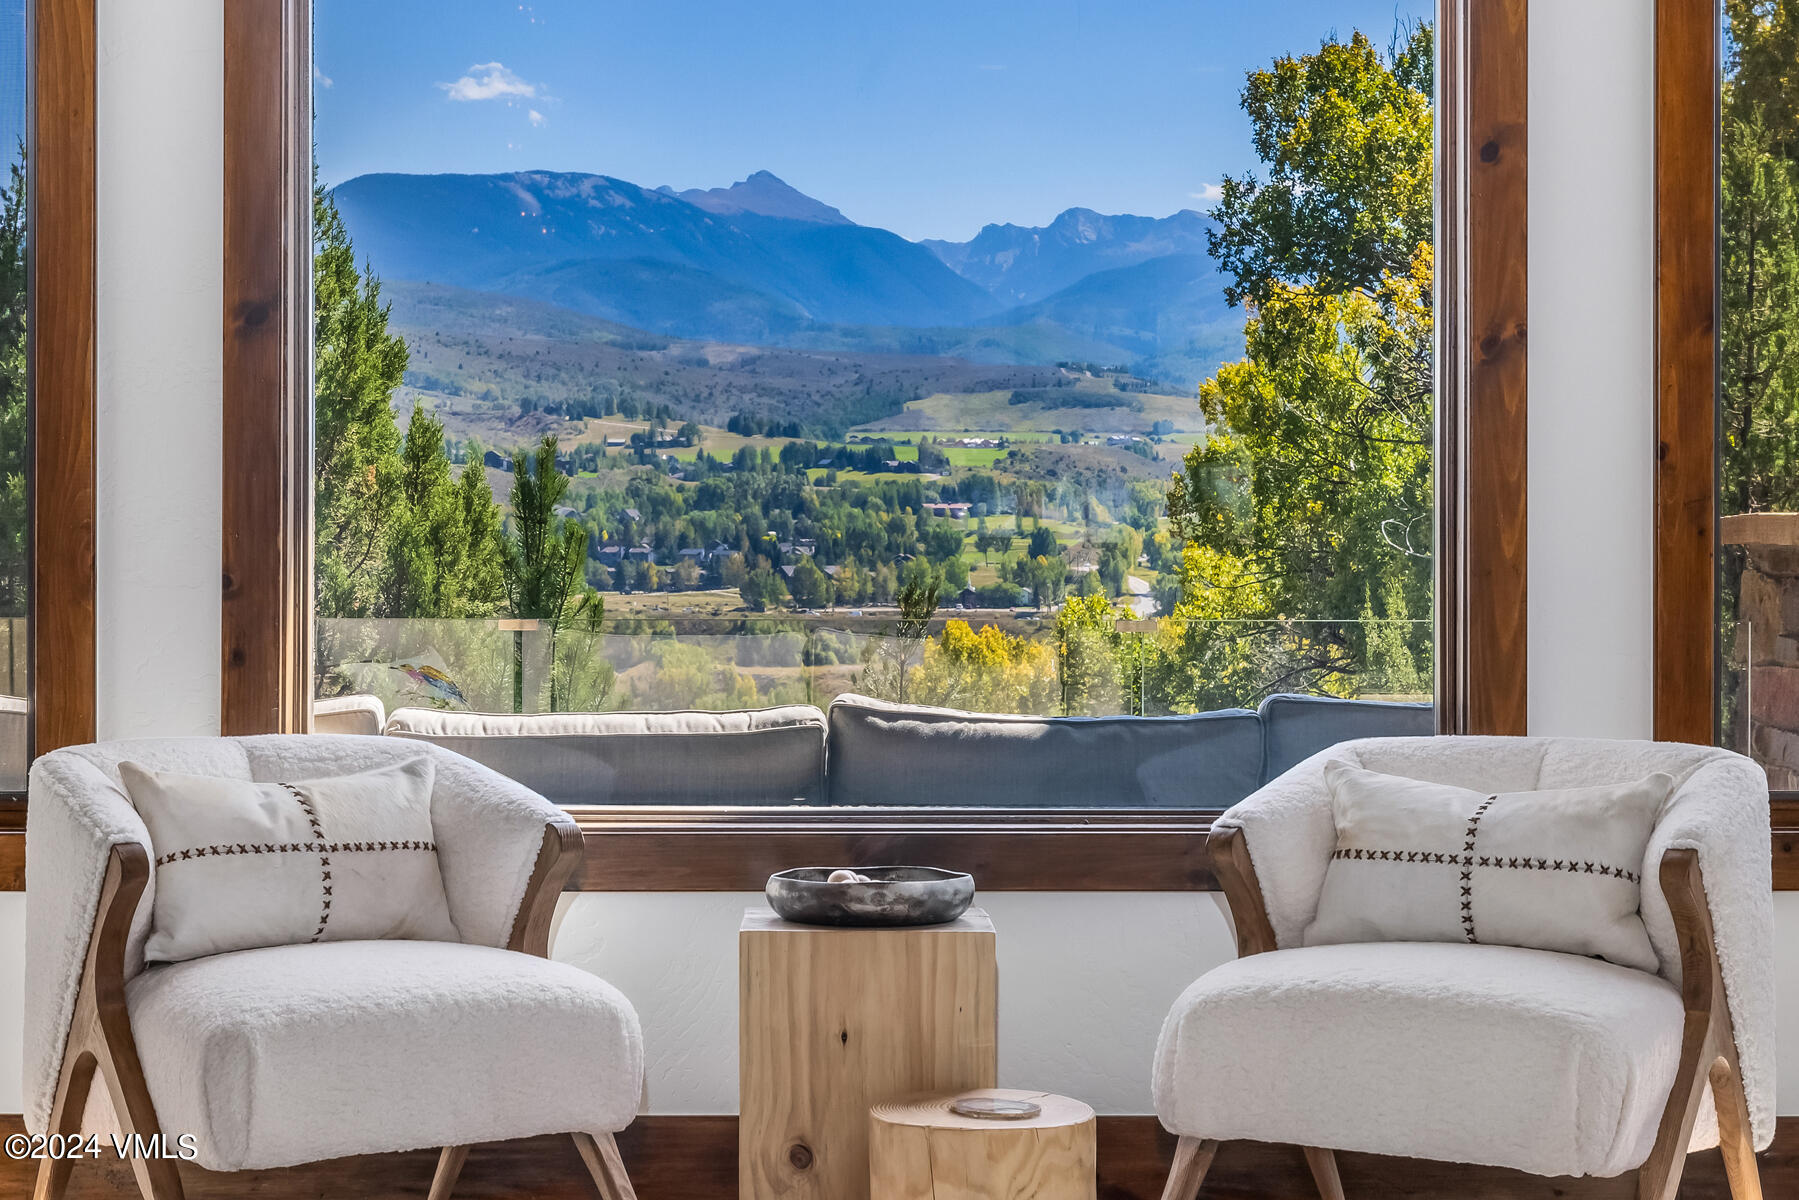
[1721,106,1799,516]
[501,435,599,709]
[456,438,506,611]
[0,148,26,617]
[314,185,407,618]
[388,405,506,617]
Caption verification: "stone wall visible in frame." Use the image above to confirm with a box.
[1722,513,1799,789]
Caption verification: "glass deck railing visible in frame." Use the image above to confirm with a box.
[0,616,26,792]
[315,612,1432,720]
[1720,613,1799,790]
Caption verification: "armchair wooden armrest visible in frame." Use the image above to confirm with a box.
[504,820,584,958]
[1206,825,1278,959]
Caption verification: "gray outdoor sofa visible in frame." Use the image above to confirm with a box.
[319,692,1433,809]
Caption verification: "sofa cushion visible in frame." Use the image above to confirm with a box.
[126,939,643,1170]
[825,694,1263,808]
[1152,942,1684,1178]
[385,705,827,806]
[312,694,387,736]
[1258,693,1434,783]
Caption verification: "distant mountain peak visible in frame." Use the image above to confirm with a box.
[923,206,1216,307]
[676,171,854,226]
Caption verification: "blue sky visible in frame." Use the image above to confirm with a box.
[0,0,24,167]
[315,0,1433,243]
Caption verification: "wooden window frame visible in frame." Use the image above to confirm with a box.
[0,0,100,887]
[221,0,311,737]
[206,0,1532,894]
[1653,0,1719,747]
[1650,0,1799,878]
[1439,0,1530,739]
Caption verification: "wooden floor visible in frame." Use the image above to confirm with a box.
[0,1115,1792,1198]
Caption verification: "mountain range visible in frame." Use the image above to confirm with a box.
[329,169,1242,387]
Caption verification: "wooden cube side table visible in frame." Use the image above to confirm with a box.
[739,907,998,1200]
[870,1089,1097,1200]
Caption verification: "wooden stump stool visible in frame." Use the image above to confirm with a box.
[869,1089,1096,1200]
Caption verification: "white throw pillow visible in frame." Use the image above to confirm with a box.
[1302,761,1673,972]
[120,758,461,964]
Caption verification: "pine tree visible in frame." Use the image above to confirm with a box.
[385,404,505,617]
[455,438,506,613]
[314,185,407,617]
[387,403,455,616]
[501,435,599,709]
[1721,106,1799,516]
[0,147,26,618]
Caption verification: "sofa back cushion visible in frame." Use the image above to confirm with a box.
[312,694,387,736]
[826,694,1263,808]
[385,706,827,806]
[1259,693,1434,783]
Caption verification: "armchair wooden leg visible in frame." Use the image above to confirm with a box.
[1711,1053,1764,1200]
[573,1132,638,1200]
[32,1047,98,1200]
[1159,1137,1219,1200]
[427,1145,469,1200]
[1302,1146,1346,1200]
[121,1150,184,1200]
[90,1037,184,1200]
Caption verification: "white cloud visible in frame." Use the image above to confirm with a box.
[528,109,546,127]
[1189,183,1225,202]
[439,62,538,103]
[313,63,333,89]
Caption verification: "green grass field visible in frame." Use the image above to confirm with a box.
[851,385,1204,436]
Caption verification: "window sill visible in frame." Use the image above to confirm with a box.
[560,806,1221,891]
[2,800,1795,893]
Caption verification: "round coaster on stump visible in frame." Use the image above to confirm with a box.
[869,1089,1097,1200]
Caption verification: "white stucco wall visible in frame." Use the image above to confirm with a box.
[2,0,1794,1121]
[94,0,223,741]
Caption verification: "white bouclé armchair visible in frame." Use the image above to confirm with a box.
[23,736,643,1200]
[1153,737,1774,1200]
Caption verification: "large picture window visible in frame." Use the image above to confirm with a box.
[1716,1,1799,786]
[305,1,1441,809]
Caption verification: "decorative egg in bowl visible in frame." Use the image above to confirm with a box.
[765,866,974,927]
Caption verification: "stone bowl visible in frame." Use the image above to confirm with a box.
[765,866,975,927]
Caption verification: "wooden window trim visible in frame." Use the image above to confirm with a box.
[1652,0,1720,746]
[1439,0,1530,738]
[25,0,97,765]
[0,0,99,854]
[221,0,311,737]
[201,0,1530,893]
[1652,2,1799,820]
